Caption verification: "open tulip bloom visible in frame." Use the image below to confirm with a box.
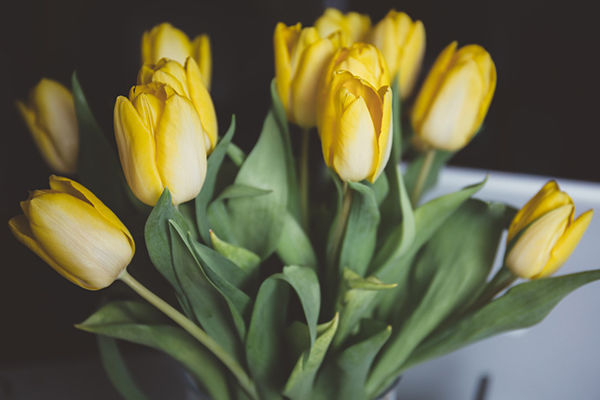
[10,9,599,400]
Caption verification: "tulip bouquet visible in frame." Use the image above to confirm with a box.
[11,8,598,400]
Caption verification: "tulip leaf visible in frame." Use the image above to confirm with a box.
[403,150,454,199]
[144,188,195,318]
[370,173,389,206]
[338,181,380,277]
[246,266,321,399]
[196,116,236,244]
[226,142,246,167]
[210,230,261,274]
[334,320,392,400]
[214,184,272,202]
[224,109,290,259]
[169,220,248,347]
[277,212,318,270]
[77,301,231,400]
[97,335,148,400]
[270,79,301,222]
[334,269,396,347]
[283,313,339,400]
[367,199,507,396]
[401,269,600,374]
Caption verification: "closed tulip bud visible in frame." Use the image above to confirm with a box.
[8,175,135,290]
[318,43,392,183]
[138,57,218,153]
[368,10,426,99]
[315,8,371,44]
[273,22,346,127]
[506,181,593,279]
[411,42,496,151]
[114,79,208,206]
[16,79,79,174]
[141,22,212,90]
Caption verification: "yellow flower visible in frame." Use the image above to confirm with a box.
[114,78,208,206]
[8,175,135,290]
[368,10,426,99]
[318,43,392,183]
[141,22,212,90]
[16,79,78,174]
[138,57,218,153]
[315,8,371,43]
[506,181,593,279]
[411,42,496,151]
[273,22,345,127]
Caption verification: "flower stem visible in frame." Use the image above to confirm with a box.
[472,265,517,308]
[410,149,436,206]
[299,128,310,231]
[118,271,258,400]
[327,182,353,269]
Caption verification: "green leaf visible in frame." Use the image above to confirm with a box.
[403,269,600,373]
[72,72,129,214]
[214,184,272,202]
[335,321,392,400]
[339,182,380,277]
[224,110,289,259]
[77,301,231,400]
[369,173,389,206]
[226,142,246,167]
[277,212,318,269]
[403,150,454,198]
[283,313,339,400]
[367,199,507,396]
[270,79,301,222]
[144,188,194,317]
[196,116,236,243]
[97,335,148,400]
[210,230,261,274]
[334,269,395,347]
[246,266,321,399]
[168,221,242,356]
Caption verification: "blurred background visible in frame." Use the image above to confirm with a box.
[1,0,598,392]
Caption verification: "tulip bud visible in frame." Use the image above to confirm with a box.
[368,10,426,99]
[16,79,79,174]
[8,175,135,290]
[114,78,208,206]
[506,181,593,279]
[141,22,212,90]
[273,22,345,128]
[315,8,371,44]
[411,42,496,151]
[318,43,393,183]
[138,57,218,153]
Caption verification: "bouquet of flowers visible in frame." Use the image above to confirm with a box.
[10,8,597,400]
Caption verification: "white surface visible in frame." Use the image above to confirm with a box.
[397,167,600,400]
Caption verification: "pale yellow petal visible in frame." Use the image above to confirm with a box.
[397,20,426,98]
[274,22,301,115]
[155,94,207,205]
[369,86,393,182]
[144,22,192,65]
[192,34,212,90]
[186,57,218,152]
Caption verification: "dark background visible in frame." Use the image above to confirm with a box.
[1,0,598,367]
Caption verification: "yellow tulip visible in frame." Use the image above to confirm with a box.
[8,175,134,290]
[506,181,593,279]
[368,10,426,99]
[141,22,212,90]
[273,22,346,127]
[318,43,392,182]
[315,8,371,43]
[138,57,218,152]
[114,79,208,206]
[411,42,496,151]
[16,79,78,174]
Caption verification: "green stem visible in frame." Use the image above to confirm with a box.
[118,271,258,400]
[472,265,517,309]
[299,128,310,231]
[327,182,353,269]
[410,149,436,206]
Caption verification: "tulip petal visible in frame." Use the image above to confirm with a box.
[143,23,192,65]
[155,94,207,205]
[114,96,164,206]
[151,62,190,98]
[9,215,95,289]
[316,8,371,43]
[332,88,377,182]
[186,57,218,152]
[536,209,594,278]
[192,34,212,90]
[397,20,426,98]
[274,22,301,113]
[369,86,393,182]
[48,175,135,252]
[506,205,573,279]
